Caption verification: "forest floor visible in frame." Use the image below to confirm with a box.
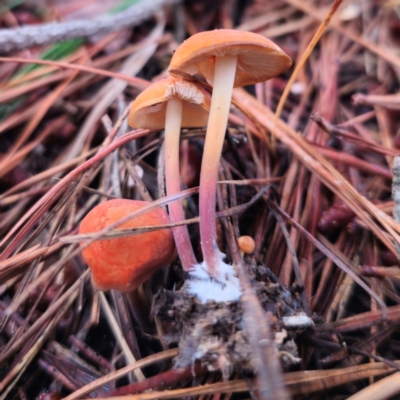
[1,0,400,399]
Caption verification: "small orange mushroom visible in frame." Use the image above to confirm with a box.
[79,199,176,292]
[238,235,255,255]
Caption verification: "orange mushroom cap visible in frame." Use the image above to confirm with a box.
[128,77,211,130]
[79,199,176,292]
[237,235,255,255]
[169,29,292,87]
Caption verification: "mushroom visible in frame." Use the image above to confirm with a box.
[128,77,211,272]
[79,198,176,292]
[169,29,292,279]
[238,235,255,256]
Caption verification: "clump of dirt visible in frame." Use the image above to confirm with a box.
[153,260,310,378]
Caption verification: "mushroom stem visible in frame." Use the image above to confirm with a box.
[165,97,197,271]
[199,55,237,278]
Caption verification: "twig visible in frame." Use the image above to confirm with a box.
[63,18,165,161]
[268,198,387,321]
[0,129,150,260]
[268,204,311,316]
[104,365,206,396]
[98,292,146,382]
[392,157,400,260]
[353,93,400,110]
[311,113,400,157]
[0,266,89,389]
[63,349,178,400]
[0,0,179,54]
[61,185,269,243]
[227,223,290,400]
[274,0,343,122]
[285,0,400,70]
[346,371,400,400]
[93,360,400,399]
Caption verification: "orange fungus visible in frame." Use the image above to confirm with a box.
[79,199,176,292]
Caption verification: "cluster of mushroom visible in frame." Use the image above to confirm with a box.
[79,29,291,303]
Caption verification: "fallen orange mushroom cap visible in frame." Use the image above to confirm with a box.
[79,199,176,292]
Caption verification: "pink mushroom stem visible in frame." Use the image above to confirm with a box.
[199,55,238,278]
[165,97,197,271]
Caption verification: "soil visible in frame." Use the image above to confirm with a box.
[153,259,306,378]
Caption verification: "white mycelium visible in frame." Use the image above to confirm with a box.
[186,250,242,303]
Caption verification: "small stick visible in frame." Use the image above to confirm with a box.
[274,0,343,122]
[267,199,387,321]
[69,335,112,372]
[37,359,79,393]
[225,217,289,400]
[268,205,311,316]
[120,149,153,202]
[104,365,206,396]
[63,349,178,400]
[393,156,400,260]
[0,129,150,260]
[0,265,88,367]
[0,0,179,54]
[62,186,269,243]
[345,371,400,400]
[98,292,145,382]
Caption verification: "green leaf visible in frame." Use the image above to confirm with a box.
[17,38,85,76]
[2,0,144,121]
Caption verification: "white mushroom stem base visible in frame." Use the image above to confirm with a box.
[199,55,238,279]
[185,250,242,303]
[165,97,197,271]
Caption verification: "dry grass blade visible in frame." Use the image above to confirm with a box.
[346,371,400,400]
[0,240,65,281]
[0,147,98,199]
[233,88,400,253]
[0,313,63,399]
[0,0,179,54]
[0,129,149,259]
[64,18,164,161]
[274,0,343,121]
[318,304,400,333]
[0,266,89,366]
[98,292,145,382]
[61,184,269,243]
[0,56,149,91]
[286,0,400,70]
[96,360,400,399]
[266,198,387,318]
[63,349,178,400]
[0,69,82,178]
